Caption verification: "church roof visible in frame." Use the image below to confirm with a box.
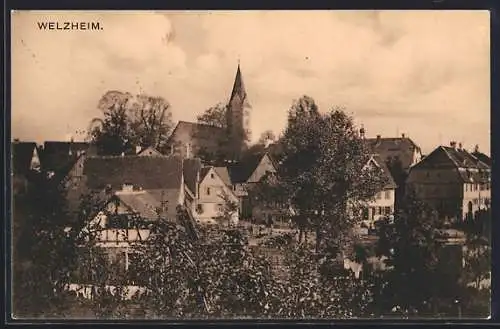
[229,64,251,107]
[171,121,224,138]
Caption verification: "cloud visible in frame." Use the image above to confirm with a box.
[11,10,490,154]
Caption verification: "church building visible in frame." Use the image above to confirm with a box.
[167,64,252,162]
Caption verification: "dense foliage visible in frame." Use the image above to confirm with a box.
[92,90,173,155]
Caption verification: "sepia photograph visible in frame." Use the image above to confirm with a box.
[10,10,491,320]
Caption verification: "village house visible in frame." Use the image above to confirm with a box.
[12,140,41,195]
[361,130,423,209]
[406,142,491,222]
[226,152,279,221]
[360,154,397,228]
[190,166,239,225]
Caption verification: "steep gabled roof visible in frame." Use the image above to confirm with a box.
[83,155,183,190]
[199,167,212,181]
[227,153,263,184]
[182,158,202,194]
[365,137,421,171]
[12,141,37,175]
[137,146,163,157]
[410,146,490,184]
[227,152,278,184]
[370,155,397,189]
[214,167,232,186]
[40,141,89,173]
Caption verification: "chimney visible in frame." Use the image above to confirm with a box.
[458,142,463,150]
[474,144,480,153]
[376,134,381,142]
[359,125,365,139]
[401,133,405,138]
[105,184,113,195]
[450,141,457,149]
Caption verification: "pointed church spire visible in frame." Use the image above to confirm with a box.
[230,63,250,107]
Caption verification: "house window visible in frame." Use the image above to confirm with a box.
[206,187,211,195]
[127,252,144,285]
[362,208,369,220]
[384,207,391,215]
[474,184,478,191]
[385,190,391,199]
[465,184,468,192]
[376,192,382,200]
[211,173,215,179]
[196,204,204,214]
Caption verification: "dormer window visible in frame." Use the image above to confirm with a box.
[122,183,134,192]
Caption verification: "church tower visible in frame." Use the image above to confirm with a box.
[226,63,251,160]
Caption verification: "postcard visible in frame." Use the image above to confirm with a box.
[10,10,491,320]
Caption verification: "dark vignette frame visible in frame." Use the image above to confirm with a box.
[2,0,499,327]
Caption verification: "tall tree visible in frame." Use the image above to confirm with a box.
[374,190,452,316]
[92,91,173,155]
[129,94,173,153]
[196,102,228,128]
[277,96,387,254]
[194,102,231,164]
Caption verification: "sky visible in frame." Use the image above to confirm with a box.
[11,10,490,155]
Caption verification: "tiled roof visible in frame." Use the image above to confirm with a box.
[12,141,37,175]
[365,137,420,171]
[441,146,490,170]
[116,189,180,220]
[214,167,232,186]
[411,146,490,184]
[371,155,397,189]
[183,158,202,194]
[200,167,212,181]
[472,151,491,167]
[169,121,225,142]
[83,155,183,190]
[227,153,263,184]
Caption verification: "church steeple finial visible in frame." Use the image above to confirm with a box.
[230,61,249,107]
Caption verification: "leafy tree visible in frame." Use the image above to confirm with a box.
[129,94,173,153]
[257,130,277,147]
[215,190,239,227]
[374,190,453,316]
[92,91,173,155]
[12,173,83,318]
[455,209,491,317]
[192,103,232,164]
[275,95,387,254]
[196,102,228,128]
